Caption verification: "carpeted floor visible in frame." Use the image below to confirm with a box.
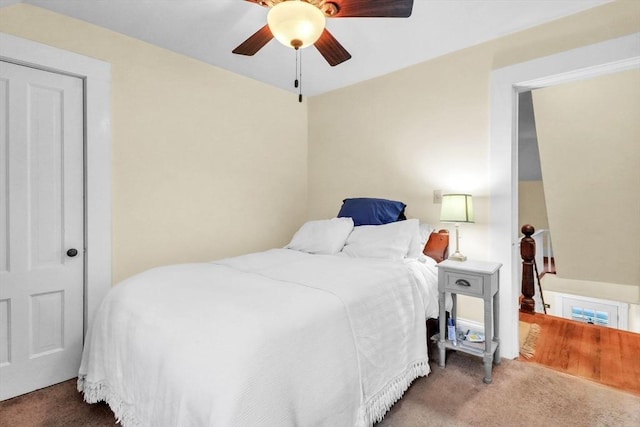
[378,351,640,426]
[1,351,639,426]
[0,379,116,427]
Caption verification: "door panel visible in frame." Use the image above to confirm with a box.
[0,299,9,366]
[31,290,64,356]
[0,77,7,274]
[0,60,84,400]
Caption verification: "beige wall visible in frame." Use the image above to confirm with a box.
[532,69,640,286]
[309,0,639,240]
[308,47,492,258]
[2,1,639,309]
[308,1,640,322]
[518,181,549,232]
[0,5,308,283]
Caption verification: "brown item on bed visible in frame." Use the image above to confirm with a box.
[424,229,450,350]
[423,229,450,263]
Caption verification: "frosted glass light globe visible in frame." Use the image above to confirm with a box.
[267,1,326,49]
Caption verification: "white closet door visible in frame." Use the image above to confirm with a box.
[0,60,84,400]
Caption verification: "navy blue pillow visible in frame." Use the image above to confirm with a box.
[337,198,407,226]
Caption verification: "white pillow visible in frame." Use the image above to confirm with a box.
[286,217,354,255]
[341,219,419,260]
[407,222,435,259]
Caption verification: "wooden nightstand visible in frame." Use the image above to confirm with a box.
[436,259,502,384]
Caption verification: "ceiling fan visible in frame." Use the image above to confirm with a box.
[232,0,415,67]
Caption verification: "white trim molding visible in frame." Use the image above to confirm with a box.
[0,32,112,333]
[489,32,640,359]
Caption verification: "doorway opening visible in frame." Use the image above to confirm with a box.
[489,32,640,359]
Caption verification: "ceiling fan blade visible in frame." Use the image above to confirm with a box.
[243,0,271,8]
[314,29,351,67]
[232,25,274,56]
[330,0,414,18]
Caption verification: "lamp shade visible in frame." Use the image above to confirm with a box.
[440,194,474,223]
[267,0,326,49]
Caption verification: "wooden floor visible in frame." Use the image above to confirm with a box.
[519,312,640,396]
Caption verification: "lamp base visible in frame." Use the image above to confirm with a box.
[448,251,467,262]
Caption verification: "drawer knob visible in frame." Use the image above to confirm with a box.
[455,279,471,287]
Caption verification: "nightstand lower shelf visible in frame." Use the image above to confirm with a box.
[432,333,499,355]
[431,333,500,383]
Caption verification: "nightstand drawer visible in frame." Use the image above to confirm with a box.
[443,271,484,296]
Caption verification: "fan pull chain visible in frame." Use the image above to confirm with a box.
[298,49,303,103]
[294,48,299,89]
[292,49,303,103]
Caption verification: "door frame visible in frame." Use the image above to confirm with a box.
[489,32,640,359]
[0,32,112,332]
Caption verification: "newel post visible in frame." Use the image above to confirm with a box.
[520,224,536,314]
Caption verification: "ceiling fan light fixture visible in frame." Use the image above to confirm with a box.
[267,0,326,50]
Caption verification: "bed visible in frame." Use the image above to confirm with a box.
[78,199,449,427]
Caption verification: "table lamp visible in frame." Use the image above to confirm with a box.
[440,194,474,261]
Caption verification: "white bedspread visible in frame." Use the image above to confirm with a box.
[78,249,439,427]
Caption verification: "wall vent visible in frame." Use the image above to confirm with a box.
[552,293,628,330]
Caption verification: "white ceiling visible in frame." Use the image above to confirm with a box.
[0,0,610,96]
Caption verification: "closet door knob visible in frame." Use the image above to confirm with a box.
[66,248,78,257]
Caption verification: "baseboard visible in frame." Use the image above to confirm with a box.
[455,317,484,334]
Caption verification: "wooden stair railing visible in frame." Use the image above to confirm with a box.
[520,224,536,314]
